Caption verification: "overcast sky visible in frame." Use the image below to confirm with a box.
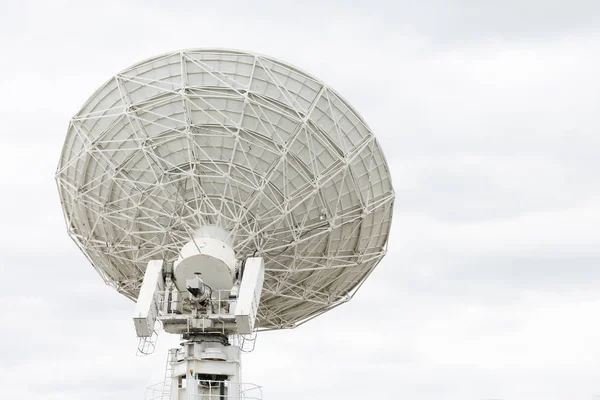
[2,1,600,399]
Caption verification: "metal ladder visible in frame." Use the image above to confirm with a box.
[160,349,177,399]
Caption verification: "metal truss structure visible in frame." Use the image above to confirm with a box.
[56,49,394,329]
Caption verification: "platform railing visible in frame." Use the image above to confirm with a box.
[157,289,237,317]
[145,381,168,400]
[145,380,262,400]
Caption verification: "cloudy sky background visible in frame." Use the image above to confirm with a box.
[1,1,600,399]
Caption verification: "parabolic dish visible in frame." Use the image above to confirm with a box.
[56,49,394,329]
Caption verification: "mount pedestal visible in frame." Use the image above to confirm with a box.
[135,236,265,400]
[169,334,242,400]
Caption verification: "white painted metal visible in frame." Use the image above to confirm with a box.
[161,349,177,399]
[133,260,164,338]
[171,340,241,400]
[234,258,265,334]
[147,377,262,400]
[174,235,236,292]
[156,266,265,336]
[136,252,264,398]
[146,341,262,400]
[56,48,395,330]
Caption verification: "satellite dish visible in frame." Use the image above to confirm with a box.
[56,49,394,397]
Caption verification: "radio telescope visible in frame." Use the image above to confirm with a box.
[56,49,394,399]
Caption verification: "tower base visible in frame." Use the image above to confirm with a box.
[146,334,262,400]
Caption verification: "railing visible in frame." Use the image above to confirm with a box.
[146,381,168,400]
[137,329,159,355]
[156,289,257,344]
[158,289,237,317]
[146,380,262,400]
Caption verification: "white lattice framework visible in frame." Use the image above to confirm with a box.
[56,49,394,329]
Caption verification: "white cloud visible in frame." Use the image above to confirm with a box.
[1,1,599,399]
